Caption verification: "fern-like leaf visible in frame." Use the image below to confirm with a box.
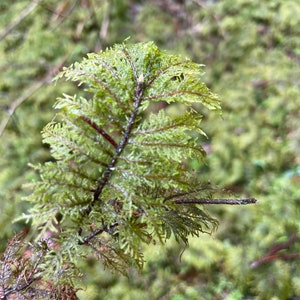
[24,41,222,272]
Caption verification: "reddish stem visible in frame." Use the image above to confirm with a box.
[80,115,118,150]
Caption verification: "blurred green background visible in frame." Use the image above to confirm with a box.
[0,0,299,299]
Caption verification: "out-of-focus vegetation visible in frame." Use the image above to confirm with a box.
[0,0,299,299]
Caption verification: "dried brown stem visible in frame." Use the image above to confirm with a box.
[251,232,299,268]
[251,253,300,269]
[173,198,258,205]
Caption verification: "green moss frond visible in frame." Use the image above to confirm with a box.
[24,41,221,274]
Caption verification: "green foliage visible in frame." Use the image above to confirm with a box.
[21,41,221,275]
[1,0,300,298]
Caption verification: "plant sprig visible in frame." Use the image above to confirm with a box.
[21,41,256,275]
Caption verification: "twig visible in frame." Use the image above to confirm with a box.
[173,198,258,205]
[0,0,43,41]
[251,232,298,268]
[251,253,300,269]
[0,56,69,138]
[268,232,298,255]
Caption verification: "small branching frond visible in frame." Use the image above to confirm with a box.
[20,41,255,278]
